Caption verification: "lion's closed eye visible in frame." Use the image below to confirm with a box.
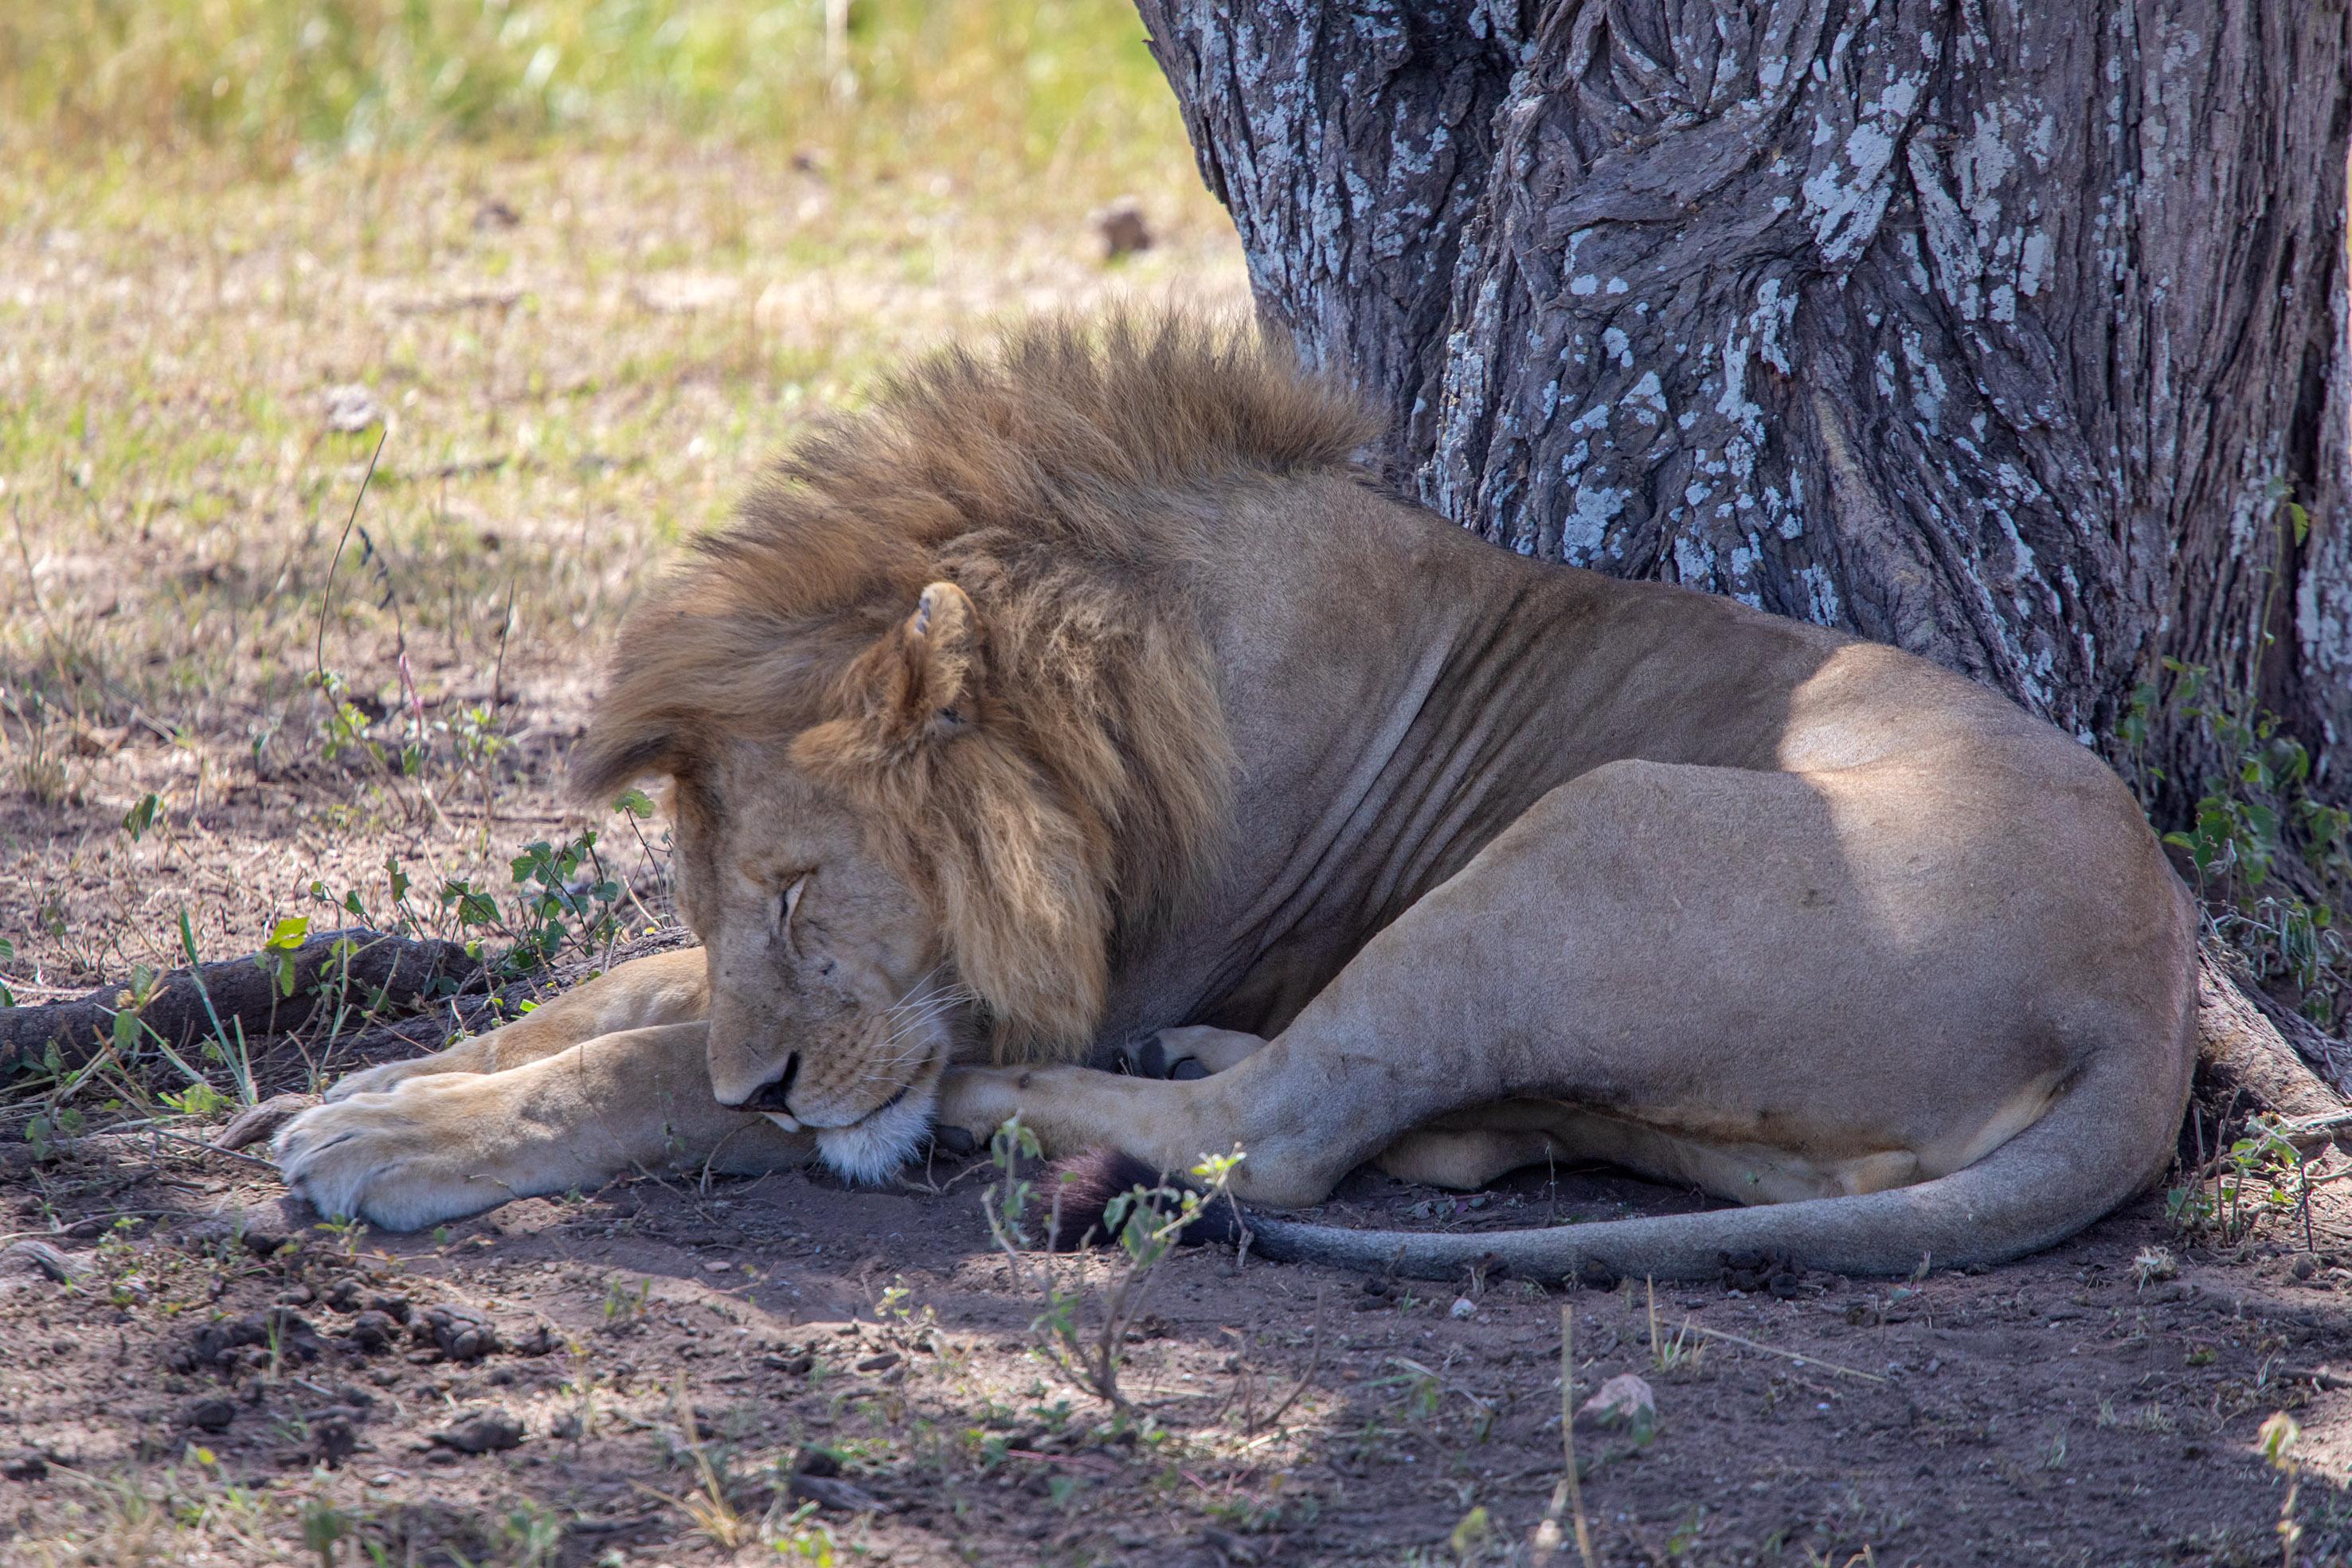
[773,874,811,944]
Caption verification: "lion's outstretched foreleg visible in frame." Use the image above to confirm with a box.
[276,1020,809,1230]
[325,947,709,1100]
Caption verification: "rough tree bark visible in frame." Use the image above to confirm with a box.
[1133,0,2352,796]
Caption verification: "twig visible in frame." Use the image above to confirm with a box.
[0,1210,189,1245]
[1531,1301,1599,1568]
[2280,1367,2352,1391]
[143,1125,280,1171]
[313,428,389,684]
[1678,1321,1888,1382]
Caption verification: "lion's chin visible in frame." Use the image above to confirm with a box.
[806,1073,939,1185]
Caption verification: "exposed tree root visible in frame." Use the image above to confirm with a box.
[2195,947,2352,1152]
[0,929,479,1076]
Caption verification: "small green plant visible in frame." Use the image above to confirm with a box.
[121,790,162,842]
[1646,1277,1706,1375]
[2121,498,2352,1026]
[2260,1410,2304,1566]
[2167,1116,2309,1247]
[299,1495,352,1568]
[604,1276,652,1324]
[254,914,311,998]
[438,819,634,979]
[161,1081,230,1117]
[25,1104,84,1161]
[981,1115,1243,1411]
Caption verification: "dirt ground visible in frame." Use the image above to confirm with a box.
[2,1068,2349,1566]
[7,20,2352,1566]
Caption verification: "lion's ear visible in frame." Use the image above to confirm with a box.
[873,580,983,745]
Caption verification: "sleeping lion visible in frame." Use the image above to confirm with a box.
[274,316,2197,1281]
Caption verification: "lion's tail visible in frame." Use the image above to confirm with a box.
[1239,1042,2189,1283]
[1054,1027,2189,1282]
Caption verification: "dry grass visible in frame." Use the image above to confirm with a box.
[0,0,1246,992]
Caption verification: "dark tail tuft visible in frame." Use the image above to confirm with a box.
[1038,1148,1249,1253]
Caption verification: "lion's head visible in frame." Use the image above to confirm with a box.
[565,315,1372,1179]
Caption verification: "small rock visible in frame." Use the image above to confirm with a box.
[312,1414,358,1468]
[1449,1296,1477,1320]
[429,1410,524,1455]
[2291,1254,2320,1281]
[1720,1249,1804,1297]
[472,198,522,231]
[412,1304,499,1363]
[790,1472,887,1514]
[2,1241,80,1286]
[854,1351,901,1374]
[764,1351,815,1376]
[184,1397,237,1433]
[347,1311,401,1355]
[322,384,386,435]
[1575,1372,1657,1442]
[367,1293,413,1324]
[1,1448,49,1480]
[1094,197,1153,260]
[241,1230,292,1261]
[1199,1526,1264,1566]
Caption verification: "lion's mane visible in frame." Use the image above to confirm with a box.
[569,314,1377,1056]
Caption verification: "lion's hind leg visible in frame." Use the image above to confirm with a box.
[326,946,709,1100]
[1376,1125,1562,1190]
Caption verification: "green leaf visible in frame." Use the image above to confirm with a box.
[122,792,162,842]
[615,786,656,819]
[264,915,311,951]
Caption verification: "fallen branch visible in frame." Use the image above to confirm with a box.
[0,928,480,1077]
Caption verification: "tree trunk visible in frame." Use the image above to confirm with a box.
[1134,0,2352,796]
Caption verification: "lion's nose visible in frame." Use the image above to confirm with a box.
[738,1052,800,1115]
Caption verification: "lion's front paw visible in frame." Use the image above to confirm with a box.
[272,1078,508,1231]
